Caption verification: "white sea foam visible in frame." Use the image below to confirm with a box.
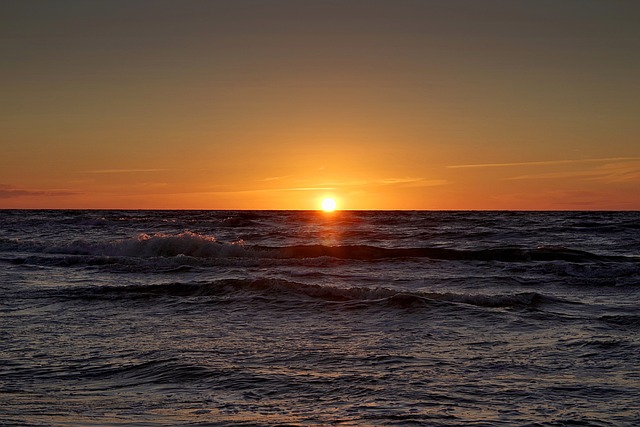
[43,232,249,258]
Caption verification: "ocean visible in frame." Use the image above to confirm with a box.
[1,210,639,426]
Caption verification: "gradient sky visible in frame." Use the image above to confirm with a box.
[2,0,639,209]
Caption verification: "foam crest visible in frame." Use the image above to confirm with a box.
[256,244,627,263]
[70,278,559,310]
[49,232,248,258]
[5,233,634,266]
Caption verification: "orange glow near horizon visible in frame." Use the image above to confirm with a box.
[1,3,639,210]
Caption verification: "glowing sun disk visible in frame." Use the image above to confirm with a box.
[321,197,337,212]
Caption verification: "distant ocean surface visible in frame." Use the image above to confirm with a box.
[1,210,639,426]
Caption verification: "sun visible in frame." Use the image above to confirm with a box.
[321,197,337,212]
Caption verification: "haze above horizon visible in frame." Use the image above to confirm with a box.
[2,1,639,210]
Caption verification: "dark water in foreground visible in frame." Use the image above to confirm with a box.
[1,210,639,426]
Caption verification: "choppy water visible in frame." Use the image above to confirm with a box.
[1,210,639,426]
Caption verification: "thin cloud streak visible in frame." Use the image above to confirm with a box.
[81,169,169,174]
[321,178,448,188]
[279,187,336,191]
[0,184,79,199]
[199,177,448,196]
[448,157,640,169]
[376,177,426,185]
[257,176,291,182]
[507,160,640,183]
[372,178,449,188]
[198,187,336,195]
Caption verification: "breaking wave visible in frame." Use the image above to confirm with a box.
[3,232,247,258]
[2,232,632,263]
[260,244,626,262]
[60,278,563,310]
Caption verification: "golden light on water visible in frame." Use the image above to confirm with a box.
[321,197,337,212]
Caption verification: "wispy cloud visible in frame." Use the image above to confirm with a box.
[318,178,448,189]
[201,177,448,195]
[507,170,599,181]
[0,184,79,199]
[81,169,168,174]
[447,157,640,169]
[376,177,424,185]
[278,187,336,191]
[375,177,449,187]
[257,175,291,182]
[597,160,640,183]
[507,159,640,183]
[196,186,336,195]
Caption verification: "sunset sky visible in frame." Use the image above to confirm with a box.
[2,0,639,210]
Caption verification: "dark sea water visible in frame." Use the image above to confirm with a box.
[1,210,639,426]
